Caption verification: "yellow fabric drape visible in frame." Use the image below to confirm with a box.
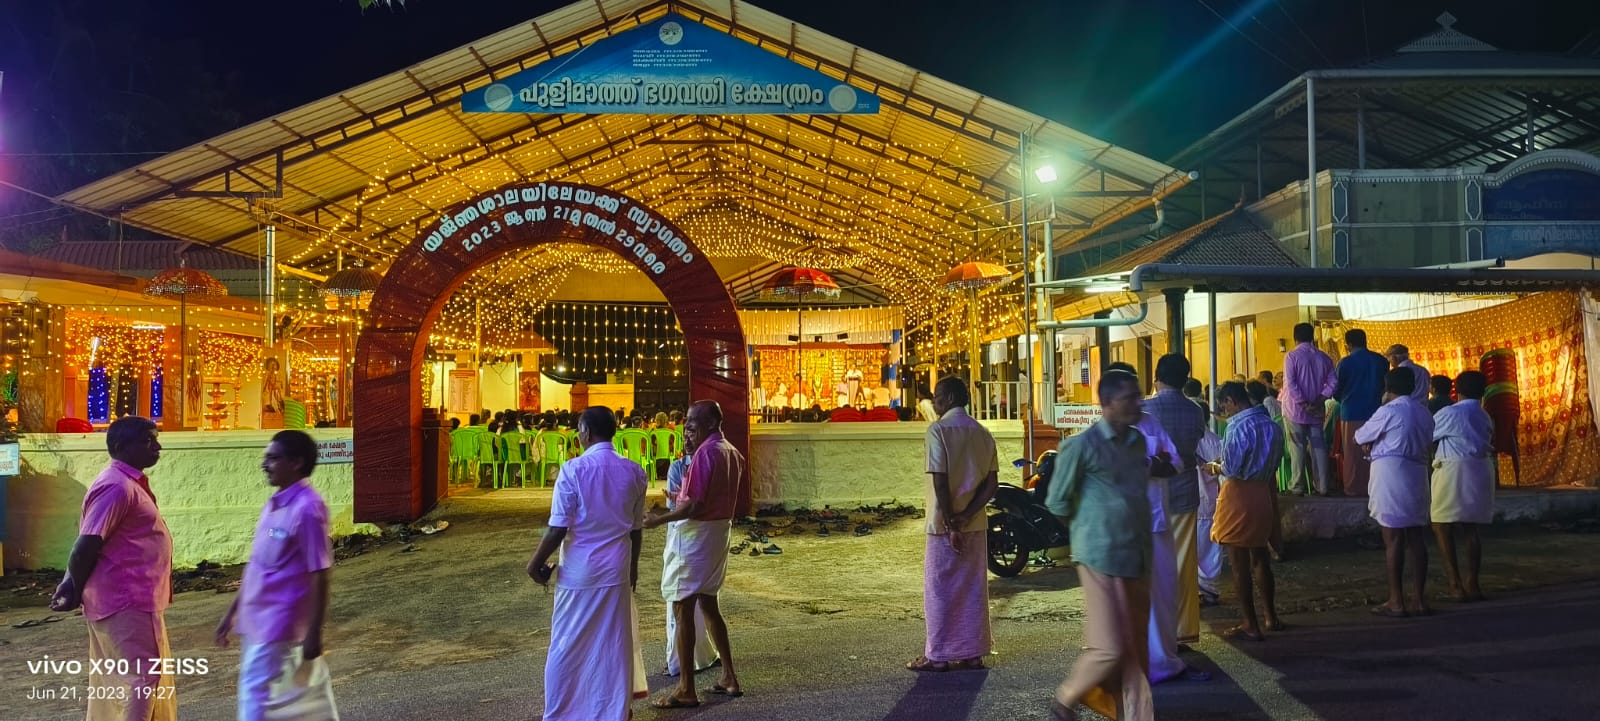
[1347,291,1597,488]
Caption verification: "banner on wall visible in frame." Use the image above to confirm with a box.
[448,370,478,414]
[518,371,542,412]
[461,14,880,116]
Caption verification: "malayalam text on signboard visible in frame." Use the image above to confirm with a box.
[461,14,880,116]
[1054,404,1103,431]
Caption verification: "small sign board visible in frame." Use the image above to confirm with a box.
[314,438,354,465]
[1054,404,1103,431]
[0,442,19,475]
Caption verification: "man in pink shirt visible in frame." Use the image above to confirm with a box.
[216,430,336,721]
[50,415,177,721]
[644,400,745,708]
[1281,323,1337,496]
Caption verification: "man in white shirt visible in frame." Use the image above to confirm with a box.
[527,406,649,721]
[1385,345,1432,404]
[1355,369,1436,618]
[908,376,1000,672]
[1430,370,1495,602]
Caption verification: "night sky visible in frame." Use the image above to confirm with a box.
[1,0,1597,189]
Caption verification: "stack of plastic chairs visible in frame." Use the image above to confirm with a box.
[1481,348,1521,484]
[282,399,308,430]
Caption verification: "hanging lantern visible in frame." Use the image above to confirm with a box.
[143,257,228,428]
[320,261,384,311]
[145,258,229,299]
[760,267,841,300]
[941,261,1009,291]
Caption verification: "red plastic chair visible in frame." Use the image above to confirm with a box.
[57,418,94,433]
[829,407,864,423]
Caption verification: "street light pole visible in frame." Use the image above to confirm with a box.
[1019,130,1035,463]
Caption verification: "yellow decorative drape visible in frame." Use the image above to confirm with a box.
[1346,291,1597,488]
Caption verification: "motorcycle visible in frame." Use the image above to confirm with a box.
[986,449,1071,577]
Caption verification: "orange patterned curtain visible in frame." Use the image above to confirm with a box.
[1345,291,1597,488]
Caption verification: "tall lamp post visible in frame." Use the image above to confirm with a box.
[1018,130,1059,461]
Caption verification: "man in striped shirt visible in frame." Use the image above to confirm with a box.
[1206,382,1285,641]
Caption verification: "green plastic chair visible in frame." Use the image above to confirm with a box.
[615,428,652,475]
[649,428,680,463]
[448,428,475,483]
[535,431,568,487]
[476,432,504,487]
[500,432,534,488]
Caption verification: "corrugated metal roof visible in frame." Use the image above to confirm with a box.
[32,240,267,273]
[1163,14,1600,231]
[52,0,1179,330]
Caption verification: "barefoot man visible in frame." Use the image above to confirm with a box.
[1357,368,1436,618]
[906,375,999,673]
[1046,370,1155,721]
[644,400,745,708]
[527,407,649,720]
[1430,370,1494,602]
[50,415,177,721]
[1208,381,1286,641]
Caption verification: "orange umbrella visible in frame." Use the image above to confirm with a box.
[942,261,1009,291]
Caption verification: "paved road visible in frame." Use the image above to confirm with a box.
[167,578,1600,721]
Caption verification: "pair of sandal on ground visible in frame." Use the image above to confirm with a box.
[905,655,985,672]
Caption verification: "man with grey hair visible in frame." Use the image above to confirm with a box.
[1385,344,1431,404]
[907,375,999,673]
[51,416,177,721]
[644,400,746,707]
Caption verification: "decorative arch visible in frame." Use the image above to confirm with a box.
[353,182,749,522]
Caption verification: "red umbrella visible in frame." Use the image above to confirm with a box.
[942,261,1010,291]
[760,267,841,299]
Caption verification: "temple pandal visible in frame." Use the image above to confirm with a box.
[5,3,1600,571]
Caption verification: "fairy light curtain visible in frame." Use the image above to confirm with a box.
[1351,291,1598,488]
[738,307,904,345]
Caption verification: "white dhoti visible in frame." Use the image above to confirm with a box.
[1369,456,1431,528]
[661,519,731,601]
[663,520,718,675]
[544,584,642,721]
[1431,458,1496,525]
[1146,527,1185,684]
[86,609,177,721]
[923,531,992,663]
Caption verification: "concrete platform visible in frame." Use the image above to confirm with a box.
[1278,486,1600,541]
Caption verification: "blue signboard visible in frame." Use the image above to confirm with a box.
[462,14,880,115]
[1484,169,1600,222]
[1483,168,1600,258]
